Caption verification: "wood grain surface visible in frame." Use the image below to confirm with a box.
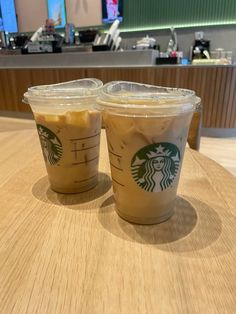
[0,119,235,314]
[0,66,236,128]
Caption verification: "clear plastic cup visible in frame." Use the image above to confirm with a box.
[97,81,200,224]
[23,79,103,193]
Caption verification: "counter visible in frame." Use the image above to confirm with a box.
[0,50,160,68]
[0,51,236,133]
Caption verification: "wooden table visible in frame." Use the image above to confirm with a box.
[0,120,236,314]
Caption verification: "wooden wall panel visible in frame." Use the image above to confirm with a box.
[221,67,233,128]
[0,66,236,128]
[228,69,236,128]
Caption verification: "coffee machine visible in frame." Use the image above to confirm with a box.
[192,31,210,60]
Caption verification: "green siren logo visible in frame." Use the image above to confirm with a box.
[131,143,180,192]
[37,124,63,165]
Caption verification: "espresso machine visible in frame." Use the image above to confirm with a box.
[192,31,210,60]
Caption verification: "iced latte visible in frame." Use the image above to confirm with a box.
[23,79,103,193]
[98,81,200,224]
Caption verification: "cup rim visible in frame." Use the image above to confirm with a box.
[97,81,200,113]
[23,78,103,104]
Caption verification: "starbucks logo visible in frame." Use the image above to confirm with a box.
[37,124,63,165]
[131,143,180,192]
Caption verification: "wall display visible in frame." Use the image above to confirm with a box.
[102,0,123,24]
[0,0,18,32]
[14,0,47,33]
[0,6,3,31]
[47,0,66,28]
[65,0,102,27]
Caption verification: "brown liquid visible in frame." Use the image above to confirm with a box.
[35,110,101,193]
[103,111,193,224]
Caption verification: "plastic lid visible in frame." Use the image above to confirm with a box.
[97,81,200,115]
[23,78,103,104]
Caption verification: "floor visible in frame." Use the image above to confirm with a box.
[200,136,236,176]
[0,115,235,177]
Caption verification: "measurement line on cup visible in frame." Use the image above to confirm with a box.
[110,162,123,171]
[72,156,99,166]
[70,132,101,141]
[71,144,100,153]
[112,178,125,187]
[108,150,122,158]
[73,142,78,159]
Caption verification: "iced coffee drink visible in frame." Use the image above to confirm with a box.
[34,110,101,193]
[98,81,199,224]
[23,79,103,193]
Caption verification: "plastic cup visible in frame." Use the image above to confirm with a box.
[97,81,200,224]
[23,79,103,193]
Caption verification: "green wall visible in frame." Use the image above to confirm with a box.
[121,0,236,31]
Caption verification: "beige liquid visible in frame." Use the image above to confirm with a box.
[35,110,101,193]
[103,111,193,224]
